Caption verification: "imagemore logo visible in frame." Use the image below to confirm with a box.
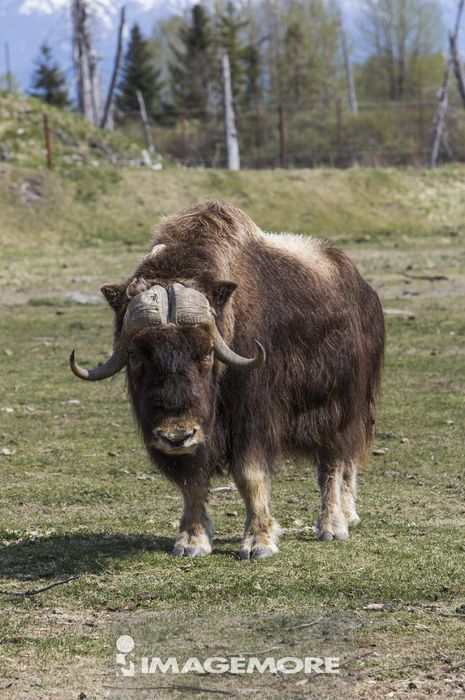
[115,636,340,676]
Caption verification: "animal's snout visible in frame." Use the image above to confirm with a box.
[152,425,202,455]
[156,428,196,446]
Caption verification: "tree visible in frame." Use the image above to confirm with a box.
[169,4,212,119]
[30,43,69,107]
[216,2,248,103]
[116,23,163,119]
[242,42,263,109]
[258,0,339,108]
[361,0,443,100]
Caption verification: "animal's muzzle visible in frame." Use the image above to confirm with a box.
[152,427,201,455]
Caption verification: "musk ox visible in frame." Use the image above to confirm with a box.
[70,201,384,559]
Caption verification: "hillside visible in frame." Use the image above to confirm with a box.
[1,91,465,255]
[0,91,142,169]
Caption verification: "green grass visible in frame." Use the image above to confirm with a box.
[0,91,141,170]
[0,163,464,698]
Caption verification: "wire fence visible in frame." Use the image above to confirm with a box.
[121,98,465,169]
[2,93,465,170]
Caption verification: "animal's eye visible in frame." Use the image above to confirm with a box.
[128,350,141,364]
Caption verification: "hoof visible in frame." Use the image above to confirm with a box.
[172,528,213,557]
[239,520,281,561]
[316,521,349,542]
[318,530,335,542]
[239,542,279,560]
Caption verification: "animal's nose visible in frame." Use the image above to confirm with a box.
[156,429,196,446]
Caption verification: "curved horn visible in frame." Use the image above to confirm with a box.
[214,334,266,371]
[170,282,210,326]
[123,285,169,335]
[70,285,168,382]
[69,346,127,381]
[171,283,266,371]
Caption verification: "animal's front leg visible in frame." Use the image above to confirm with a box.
[316,460,349,541]
[341,460,360,528]
[172,487,214,557]
[233,459,281,560]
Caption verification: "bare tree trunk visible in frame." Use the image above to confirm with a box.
[429,0,465,167]
[441,127,453,160]
[450,31,465,108]
[136,89,156,157]
[453,0,465,36]
[337,3,358,115]
[429,59,452,168]
[100,6,125,129]
[222,53,240,171]
[72,0,99,125]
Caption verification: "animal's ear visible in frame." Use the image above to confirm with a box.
[212,281,237,309]
[100,283,126,312]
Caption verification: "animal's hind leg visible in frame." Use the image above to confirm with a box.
[341,460,360,528]
[232,458,281,560]
[316,460,349,541]
[172,485,214,557]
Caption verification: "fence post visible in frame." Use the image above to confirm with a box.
[255,101,262,169]
[278,104,286,167]
[43,114,52,169]
[336,98,343,167]
[417,92,425,165]
[180,109,187,163]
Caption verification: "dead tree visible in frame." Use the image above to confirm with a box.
[429,59,452,168]
[100,6,125,130]
[337,3,358,115]
[450,31,465,108]
[222,53,240,171]
[136,89,156,158]
[72,0,100,125]
[429,0,465,167]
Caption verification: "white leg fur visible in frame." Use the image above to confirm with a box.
[341,461,360,527]
[316,461,349,541]
[172,493,214,557]
[233,460,281,560]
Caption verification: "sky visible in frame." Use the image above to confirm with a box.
[0,0,463,96]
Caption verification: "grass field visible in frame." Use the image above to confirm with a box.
[0,163,464,698]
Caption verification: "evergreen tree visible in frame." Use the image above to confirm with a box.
[242,42,263,109]
[116,24,163,118]
[30,43,69,107]
[169,4,212,119]
[216,2,248,103]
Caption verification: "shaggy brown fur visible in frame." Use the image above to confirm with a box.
[99,201,384,558]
